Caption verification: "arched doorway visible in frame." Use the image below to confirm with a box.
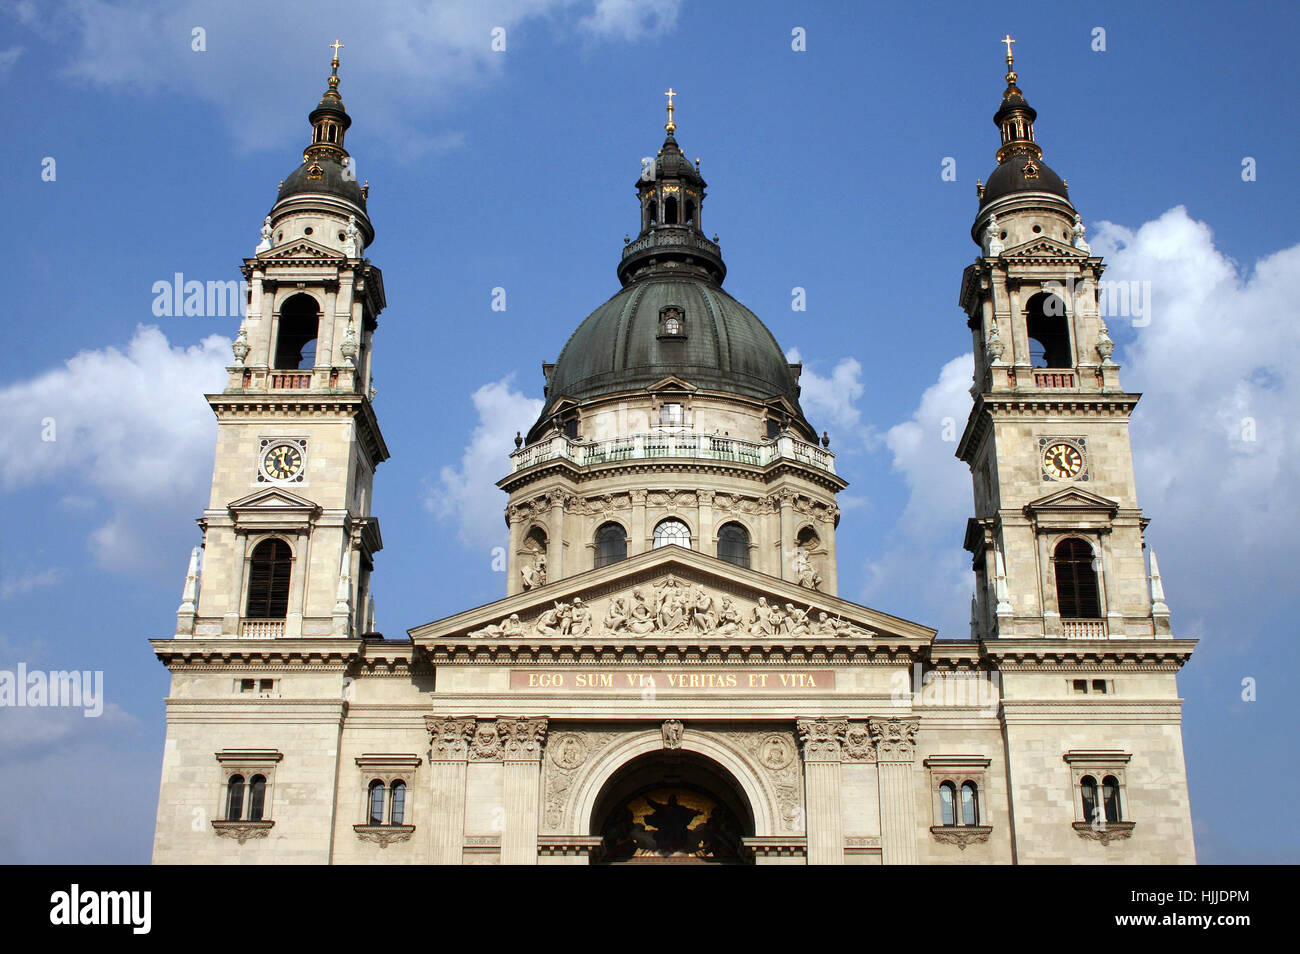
[589,751,755,864]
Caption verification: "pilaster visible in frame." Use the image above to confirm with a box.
[797,717,847,864]
[425,717,474,865]
[870,718,919,864]
[499,717,548,865]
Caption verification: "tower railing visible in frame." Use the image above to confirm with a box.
[509,431,835,475]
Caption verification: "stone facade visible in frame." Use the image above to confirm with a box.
[151,49,1196,865]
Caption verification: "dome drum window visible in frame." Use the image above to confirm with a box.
[657,305,686,339]
[653,518,691,550]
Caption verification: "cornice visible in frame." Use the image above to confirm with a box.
[151,637,364,669]
[498,454,846,496]
[980,637,1196,670]
[417,637,928,666]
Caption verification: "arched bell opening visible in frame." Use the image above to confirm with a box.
[589,750,755,864]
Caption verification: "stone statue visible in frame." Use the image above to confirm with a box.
[255,216,273,253]
[470,613,522,638]
[714,598,743,636]
[983,213,1005,256]
[1071,213,1091,252]
[344,215,361,257]
[1096,318,1116,365]
[985,317,1006,365]
[602,596,629,634]
[626,588,657,635]
[535,601,570,636]
[568,596,592,636]
[662,719,683,749]
[520,549,546,590]
[792,546,822,590]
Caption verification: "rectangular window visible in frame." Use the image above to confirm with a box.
[659,403,683,427]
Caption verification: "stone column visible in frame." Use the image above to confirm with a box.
[778,490,794,581]
[425,718,474,865]
[870,718,920,865]
[820,506,839,596]
[285,528,309,636]
[697,490,714,558]
[797,717,848,865]
[499,717,547,865]
[547,493,565,581]
[630,490,647,557]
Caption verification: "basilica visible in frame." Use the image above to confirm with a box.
[150,40,1197,864]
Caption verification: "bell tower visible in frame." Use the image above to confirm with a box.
[956,39,1170,640]
[176,43,388,641]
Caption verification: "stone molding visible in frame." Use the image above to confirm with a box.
[211,820,274,844]
[930,825,993,850]
[1072,821,1135,845]
[353,824,415,848]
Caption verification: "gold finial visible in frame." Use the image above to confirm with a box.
[1001,34,1014,65]
[664,87,676,135]
[330,39,344,69]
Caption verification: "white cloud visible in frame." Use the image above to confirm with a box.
[579,0,682,39]
[15,1,681,154]
[860,353,974,635]
[0,567,61,600]
[424,375,544,552]
[786,347,870,446]
[0,324,228,569]
[1091,207,1300,641]
[0,44,22,74]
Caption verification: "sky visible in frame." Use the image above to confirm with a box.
[1,0,1297,863]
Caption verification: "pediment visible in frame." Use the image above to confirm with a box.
[227,488,321,532]
[1000,236,1089,261]
[409,545,936,647]
[1025,487,1119,515]
[258,238,344,262]
[228,487,320,512]
[646,375,698,393]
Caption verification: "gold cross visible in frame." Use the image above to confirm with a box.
[1001,34,1015,62]
[665,87,676,109]
[330,39,344,64]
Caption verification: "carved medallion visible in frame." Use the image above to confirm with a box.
[549,733,587,770]
[759,733,795,771]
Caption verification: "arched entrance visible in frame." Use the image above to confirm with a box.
[589,751,755,864]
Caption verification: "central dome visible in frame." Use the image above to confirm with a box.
[541,274,805,423]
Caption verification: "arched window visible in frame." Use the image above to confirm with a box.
[664,195,678,225]
[1053,538,1100,619]
[646,201,658,228]
[390,780,407,825]
[225,775,245,821]
[1102,775,1122,823]
[246,538,292,619]
[1080,775,1099,824]
[653,518,691,549]
[685,198,697,226]
[594,523,627,569]
[960,782,979,826]
[939,782,957,826]
[1025,292,1072,368]
[248,775,266,822]
[717,523,750,569]
[273,293,320,370]
[368,780,386,825]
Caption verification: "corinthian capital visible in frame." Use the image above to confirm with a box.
[426,717,475,760]
[498,716,549,760]
[796,717,849,762]
[868,718,920,762]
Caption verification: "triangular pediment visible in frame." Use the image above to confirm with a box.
[646,375,698,393]
[258,238,344,262]
[228,487,320,513]
[1025,487,1119,514]
[1001,236,1090,260]
[409,545,936,647]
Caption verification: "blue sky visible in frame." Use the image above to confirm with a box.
[1,0,1296,863]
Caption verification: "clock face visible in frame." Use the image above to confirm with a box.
[262,442,304,481]
[1043,441,1084,480]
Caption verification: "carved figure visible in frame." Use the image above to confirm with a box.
[983,213,1005,256]
[568,596,592,636]
[256,215,273,253]
[520,549,546,590]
